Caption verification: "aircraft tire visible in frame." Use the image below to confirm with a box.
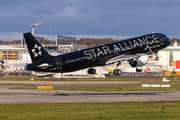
[88,69,96,74]
[155,57,160,61]
[117,69,122,75]
[114,69,122,75]
[91,69,96,74]
[114,69,117,75]
[88,69,92,74]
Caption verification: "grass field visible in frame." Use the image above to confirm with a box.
[0,101,180,120]
[53,85,180,91]
[10,85,180,91]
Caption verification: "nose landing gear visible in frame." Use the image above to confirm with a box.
[155,56,160,61]
[154,52,160,61]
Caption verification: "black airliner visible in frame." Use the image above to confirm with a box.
[24,32,171,75]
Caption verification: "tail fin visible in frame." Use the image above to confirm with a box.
[23,32,51,63]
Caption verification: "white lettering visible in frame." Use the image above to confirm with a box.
[84,50,92,59]
[113,44,121,52]
[146,36,154,45]
[133,40,140,48]
[89,49,96,57]
[129,41,133,49]
[152,35,160,43]
[123,42,131,50]
[102,46,111,55]
[138,39,145,46]
[118,43,126,51]
[97,48,104,56]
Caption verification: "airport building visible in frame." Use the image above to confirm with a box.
[158,41,180,70]
[0,45,30,72]
[56,35,76,45]
[138,41,180,73]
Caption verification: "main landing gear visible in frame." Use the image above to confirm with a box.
[113,61,122,75]
[114,69,122,75]
[88,68,96,74]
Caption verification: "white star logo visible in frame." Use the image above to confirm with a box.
[31,44,42,57]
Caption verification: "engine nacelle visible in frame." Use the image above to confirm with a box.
[129,55,148,67]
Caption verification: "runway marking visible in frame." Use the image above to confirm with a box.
[142,84,171,87]
[166,92,180,95]
[38,82,54,84]
[37,86,54,89]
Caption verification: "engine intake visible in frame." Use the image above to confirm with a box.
[129,55,148,67]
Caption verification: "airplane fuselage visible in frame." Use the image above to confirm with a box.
[25,33,171,73]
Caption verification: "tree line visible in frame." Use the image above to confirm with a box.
[0,39,55,45]
[0,40,21,45]
[76,38,120,47]
[0,38,120,46]
[0,37,178,46]
[170,38,180,44]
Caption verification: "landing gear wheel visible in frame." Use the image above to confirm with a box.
[88,68,96,74]
[155,56,160,61]
[88,69,91,74]
[117,69,122,75]
[114,69,118,75]
[91,69,96,74]
[114,69,122,75]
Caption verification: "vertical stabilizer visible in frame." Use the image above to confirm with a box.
[23,32,51,63]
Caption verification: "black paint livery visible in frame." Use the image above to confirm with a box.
[24,32,171,75]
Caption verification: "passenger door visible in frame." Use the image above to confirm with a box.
[55,58,62,69]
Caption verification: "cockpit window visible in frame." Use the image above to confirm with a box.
[165,36,169,39]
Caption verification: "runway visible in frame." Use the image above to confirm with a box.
[1,81,180,103]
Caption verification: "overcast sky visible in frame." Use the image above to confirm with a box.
[0,0,180,40]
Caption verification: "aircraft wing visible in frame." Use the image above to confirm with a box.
[105,54,145,65]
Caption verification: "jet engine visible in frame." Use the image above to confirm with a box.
[129,55,148,67]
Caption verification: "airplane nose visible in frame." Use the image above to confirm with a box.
[167,38,172,45]
[164,35,171,46]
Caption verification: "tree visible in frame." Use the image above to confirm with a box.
[0,39,3,45]
[171,38,180,44]
[76,38,119,47]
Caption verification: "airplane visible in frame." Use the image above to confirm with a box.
[24,32,171,75]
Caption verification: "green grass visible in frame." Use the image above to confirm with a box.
[0,101,180,120]
[10,85,180,91]
[1,77,180,82]
[53,85,180,91]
